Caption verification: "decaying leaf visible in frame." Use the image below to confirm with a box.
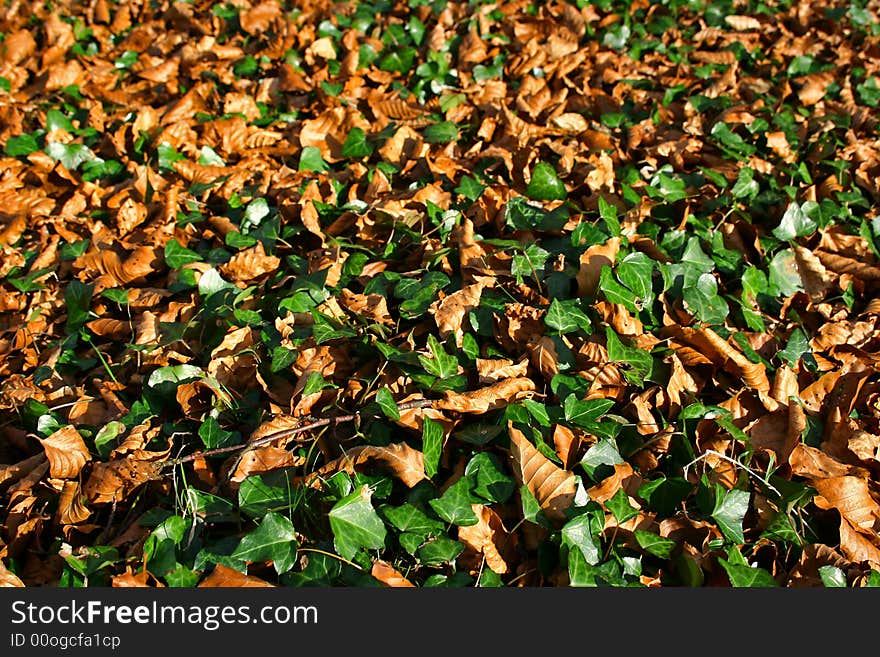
[458,504,513,574]
[436,377,535,414]
[371,560,416,587]
[38,426,91,479]
[508,423,576,525]
[198,564,275,587]
[310,443,427,488]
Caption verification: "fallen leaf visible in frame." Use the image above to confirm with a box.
[458,504,512,574]
[577,237,620,297]
[38,426,91,479]
[812,476,880,532]
[436,377,536,414]
[311,443,427,488]
[508,423,576,525]
[429,283,485,346]
[0,560,24,587]
[371,560,416,587]
[198,564,275,587]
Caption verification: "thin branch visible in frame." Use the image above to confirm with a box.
[162,398,436,469]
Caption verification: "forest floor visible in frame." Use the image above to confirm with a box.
[1,0,880,587]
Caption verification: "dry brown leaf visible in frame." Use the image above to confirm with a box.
[771,364,799,405]
[220,242,280,282]
[57,480,91,525]
[371,560,415,587]
[508,423,576,525]
[577,237,620,297]
[587,463,643,504]
[458,504,512,574]
[0,560,25,587]
[229,447,302,483]
[429,283,484,346]
[83,457,164,505]
[698,327,770,392]
[475,357,530,384]
[812,476,880,532]
[198,564,275,587]
[790,444,865,479]
[311,443,426,488]
[838,517,880,568]
[112,567,165,588]
[436,377,535,414]
[38,425,91,479]
[0,453,47,487]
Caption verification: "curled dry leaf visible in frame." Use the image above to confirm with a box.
[587,463,643,504]
[371,560,416,587]
[436,377,535,414]
[577,237,620,297]
[38,425,91,479]
[429,282,485,346]
[83,457,165,505]
[310,442,426,488]
[475,357,529,384]
[198,564,275,587]
[0,453,47,487]
[458,504,513,574]
[698,327,770,393]
[57,480,91,525]
[812,476,880,532]
[112,567,165,588]
[229,447,303,484]
[838,516,880,568]
[219,242,280,282]
[508,423,576,525]
[0,560,25,587]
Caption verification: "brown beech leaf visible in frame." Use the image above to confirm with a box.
[83,457,165,505]
[436,377,535,414]
[219,242,280,282]
[57,480,91,525]
[229,447,302,484]
[838,517,880,568]
[812,476,880,532]
[429,282,484,346]
[698,327,770,392]
[311,443,426,488]
[577,237,620,297]
[112,567,165,588]
[371,560,416,587]
[508,423,576,525]
[458,504,512,574]
[790,444,866,479]
[38,425,91,479]
[198,564,275,587]
[0,560,24,587]
[587,463,643,504]
[475,357,529,384]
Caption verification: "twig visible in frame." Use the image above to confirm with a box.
[162,398,436,469]
[683,449,781,497]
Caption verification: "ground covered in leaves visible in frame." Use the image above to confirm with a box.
[1,0,880,588]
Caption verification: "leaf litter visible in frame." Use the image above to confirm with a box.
[1,0,880,587]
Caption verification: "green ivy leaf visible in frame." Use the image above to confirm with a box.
[341,127,373,158]
[328,485,388,560]
[634,530,677,558]
[164,239,202,268]
[526,162,567,201]
[232,512,298,575]
[428,477,479,526]
[545,299,592,334]
[712,487,750,544]
[605,327,653,385]
[375,387,400,420]
[772,202,817,241]
[682,272,729,324]
[422,417,443,479]
[298,146,329,172]
[423,121,460,144]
